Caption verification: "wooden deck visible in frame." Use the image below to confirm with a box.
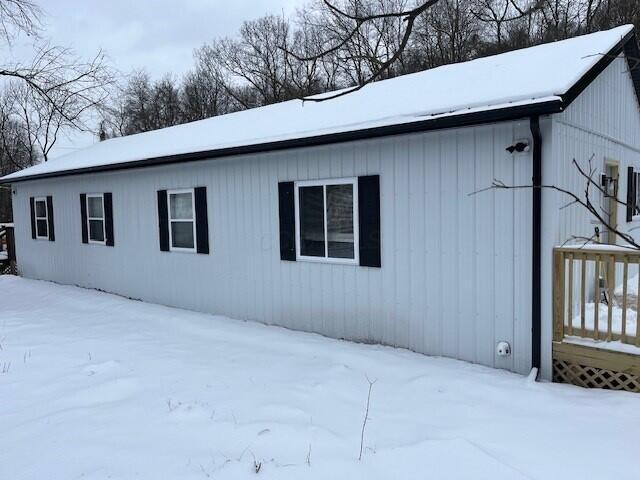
[0,224,16,275]
[553,246,640,392]
[553,341,640,391]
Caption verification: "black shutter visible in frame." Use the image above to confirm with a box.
[358,175,381,268]
[46,196,55,241]
[104,192,114,247]
[278,181,296,261]
[157,190,169,252]
[627,166,635,222]
[29,197,36,239]
[80,193,88,244]
[29,197,36,240]
[194,186,209,254]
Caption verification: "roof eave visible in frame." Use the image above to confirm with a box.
[0,99,564,184]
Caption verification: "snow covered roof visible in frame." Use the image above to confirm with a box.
[3,25,637,183]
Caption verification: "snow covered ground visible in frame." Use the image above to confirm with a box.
[1,276,640,480]
[569,302,638,337]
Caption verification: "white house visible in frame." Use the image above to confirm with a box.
[2,25,640,381]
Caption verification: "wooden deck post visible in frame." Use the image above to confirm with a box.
[553,249,565,342]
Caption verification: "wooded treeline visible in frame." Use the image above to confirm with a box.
[99,0,640,138]
[1,0,639,221]
[0,0,111,221]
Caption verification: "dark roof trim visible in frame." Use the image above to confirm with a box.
[623,32,640,107]
[3,29,638,184]
[2,99,563,183]
[561,28,640,106]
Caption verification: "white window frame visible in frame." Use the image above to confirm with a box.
[167,188,197,253]
[86,193,106,245]
[34,196,49,240]
[294,177,359,265]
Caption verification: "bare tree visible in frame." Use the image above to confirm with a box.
[285,0,441,100]
[284,0,545,101]
[413,0,480,67]
[0,2,114,149]
[535,0,582,41]
[0,84,38,222]
[99,0,639,134]
[471,0,542,46]
[0,0,115,224]
[0,94,37,172]
[181,67,233,123]
[205,15,297,108]
[0,75,110,162]
[474,156,640,250]
[150,75,182,129]
[0,0,41,42]
[590,0,640,32]
[98,95,128,140]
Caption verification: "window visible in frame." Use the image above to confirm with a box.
[295,178,358,263]
[86,194,106,244]
[168,189,196,251]
[34,197,48,239]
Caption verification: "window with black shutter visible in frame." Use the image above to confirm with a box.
[279,175,381,267]
[158,187,209,254]
[87,194,106,243]
[81,193,114,246]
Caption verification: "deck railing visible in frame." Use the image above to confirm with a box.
[0,223,15,274]
[553,245,640,392]
[553,246,640,346]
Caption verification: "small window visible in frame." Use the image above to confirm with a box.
[34,197,48,239]
[295,178,358,264]
[86,194,106,244]
[168,189,196,251]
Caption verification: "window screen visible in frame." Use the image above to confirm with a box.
[87,195,105,243]
[297,179,356,262]
[34,198,48,239]
[168,190,195,250]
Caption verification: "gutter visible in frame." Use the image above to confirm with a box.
[530,115,542,371]
[0,100,563,184]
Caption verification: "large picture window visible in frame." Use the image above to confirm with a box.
[295,178,358,263]
[34,197,48,239]
[86,194,106,244]
[168,189,196,251]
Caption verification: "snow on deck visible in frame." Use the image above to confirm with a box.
[569,302,639,337]
[1,275,640,479]
[2,25,633,181]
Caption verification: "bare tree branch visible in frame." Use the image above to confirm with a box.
[0,0,41,43]
[472,156,640,250]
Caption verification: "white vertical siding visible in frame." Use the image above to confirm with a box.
[12,121,533,374]
[540,55,640,379]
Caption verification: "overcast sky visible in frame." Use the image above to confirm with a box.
[6,0,304,157]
